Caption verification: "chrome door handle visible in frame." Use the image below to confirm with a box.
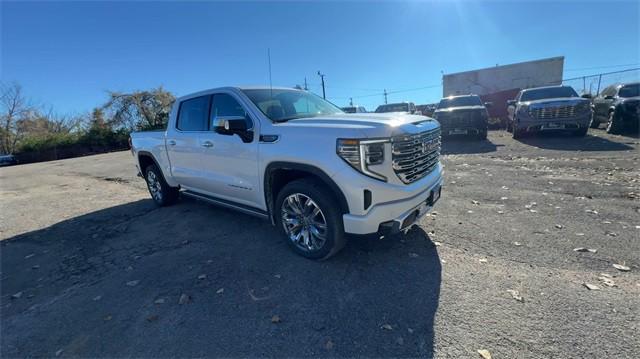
[167,140,176,146]
[202,141,214,148]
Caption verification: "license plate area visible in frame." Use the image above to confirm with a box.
[449,129,468,135]
[428,185,441,206]
[401,185,442,230]
[544,122,564,129]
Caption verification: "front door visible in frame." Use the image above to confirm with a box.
[198,92,262,209]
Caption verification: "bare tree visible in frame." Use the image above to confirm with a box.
[102,86,175,131]
[0,82,32,154]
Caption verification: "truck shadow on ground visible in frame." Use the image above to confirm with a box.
[1,197,441,358]
[515,131,635,151]
[440,136,500,155]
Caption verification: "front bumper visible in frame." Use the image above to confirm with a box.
[441,126,485,136]
[515,112,592,132]
[342,179,442,235]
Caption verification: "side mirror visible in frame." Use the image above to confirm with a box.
[581,94,592,99]
[223,118,248,132]
[216,116,253,142]
[604,95,615,100]
[484,102,493,108]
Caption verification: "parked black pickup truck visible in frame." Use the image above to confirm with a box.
[591,82,640,135]
[433,95,489,140]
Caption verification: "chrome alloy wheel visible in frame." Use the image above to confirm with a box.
[146,170,163,202]
[281,193,328,251]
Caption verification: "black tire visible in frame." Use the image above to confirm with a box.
[144,164,179,206]
[606,111,623,135]
[274,178,346,260]
[477,129,488,140]
[573,126,588,137]
[512,127,523,139]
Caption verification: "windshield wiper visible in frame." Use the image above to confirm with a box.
[272,115,305,123]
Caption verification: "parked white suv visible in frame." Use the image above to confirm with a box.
[130,87,443,259]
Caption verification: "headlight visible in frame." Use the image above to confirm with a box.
[337,139,388,181]
[576,102,591,113]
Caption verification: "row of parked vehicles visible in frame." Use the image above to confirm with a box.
[342,82,639,140]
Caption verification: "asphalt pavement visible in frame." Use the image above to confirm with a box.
[1,129,639,358]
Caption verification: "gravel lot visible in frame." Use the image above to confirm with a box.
[1,129,639,358]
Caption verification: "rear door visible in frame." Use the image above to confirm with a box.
[197,92,261,208]
[165,95,211,189]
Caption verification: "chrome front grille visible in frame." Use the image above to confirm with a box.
[437,112,475,127]
[528,104,579,119]
[391,128,441,184]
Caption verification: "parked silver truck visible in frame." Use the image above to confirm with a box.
[507,85,592,139]
[130,87,443,259]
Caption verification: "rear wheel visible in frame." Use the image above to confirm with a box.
[275,178,346,260]
[144,164,179,206]
[606,111,623,135]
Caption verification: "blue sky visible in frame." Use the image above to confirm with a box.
[2,0,639,114]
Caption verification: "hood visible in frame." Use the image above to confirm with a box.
[274,113,440,138]
[521,97,590,107]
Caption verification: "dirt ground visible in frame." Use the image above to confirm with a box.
[1,129,639,358]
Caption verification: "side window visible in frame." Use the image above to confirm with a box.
[601,86,615,98]
[211,93,251,128]
[176,96,210,131]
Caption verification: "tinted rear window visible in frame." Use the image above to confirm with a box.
[375,103,409,113]
[177,95,210,131]
[437,96,482,109]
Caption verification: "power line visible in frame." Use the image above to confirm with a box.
[565,63,640,72]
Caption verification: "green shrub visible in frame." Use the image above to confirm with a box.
[18,133,79,152]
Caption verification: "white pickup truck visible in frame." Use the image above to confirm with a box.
[130,86,443,259]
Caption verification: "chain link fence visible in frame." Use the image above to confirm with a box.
[561,68,640,96]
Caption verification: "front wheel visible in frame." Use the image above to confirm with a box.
[477,129,488,140]
[573,126,588,137]
[606,111,623,135]
[512,126,523,139]
[144,164,179,206]
[275,179,346,260]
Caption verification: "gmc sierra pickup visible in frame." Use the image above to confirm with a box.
[433,94,489,139]
[130,87,443,259]
[507,85,592,139]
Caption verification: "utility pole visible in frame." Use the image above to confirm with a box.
[317,71,326,99]
[384,89,388,104]
[304,77,308,91]
[349,97,353,106]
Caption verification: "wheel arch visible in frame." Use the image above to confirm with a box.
[137,151,161,175]
[264,162,350,225]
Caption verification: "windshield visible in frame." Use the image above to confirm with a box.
[618,83,640,98]
[375,103,409,113]
[242,89,343,122]
[437,96,483,109]
[520,87,579,101]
